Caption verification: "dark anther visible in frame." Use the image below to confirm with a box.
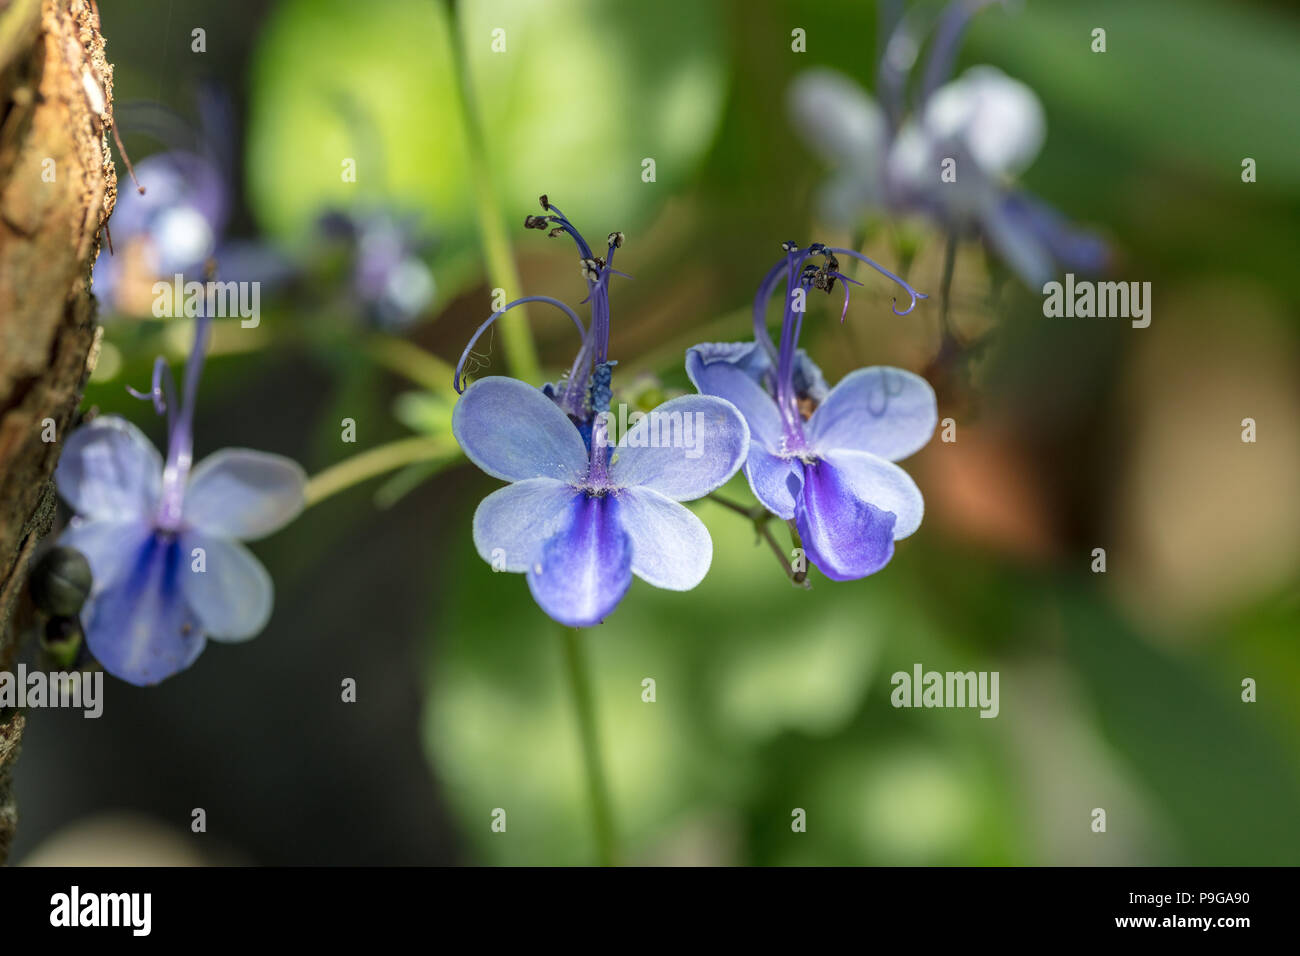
[524,215,549,230]
[781,240,799,253]
[607,231,624,248]
[547,227,565,238]
[539,194,550,210]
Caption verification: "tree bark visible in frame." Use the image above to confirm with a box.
[0,0,117,863]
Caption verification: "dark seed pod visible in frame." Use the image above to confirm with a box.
[29,546,92,617]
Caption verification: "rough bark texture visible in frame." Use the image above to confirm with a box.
[0,0,116,864]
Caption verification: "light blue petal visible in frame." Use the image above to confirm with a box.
[608,394,749,502]
[183,448,306,540]
[55,416,163,521]
[452,376,590,483]
[744,445,803,521]
[616,486,712,591]
[686,344,784,452]
[59,517,155,597]
[795,458,896,582]
[821,449,925,539]
[807,366,937,462]
[82,533,205,686]
[788,68,887,171]
[472,478,580,572]
[687,340,772,383]
[179,532,274,642]
[526,494,631,628]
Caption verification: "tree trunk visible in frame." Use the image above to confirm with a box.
[0,0,117,864]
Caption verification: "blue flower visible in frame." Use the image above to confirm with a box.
[95,90,293,315]
[787,0,1107,286]
[54,317,305,685]
[93,150,229,313]
[451,199,750,627]
[316,208,436,329]
[687,243,936,581]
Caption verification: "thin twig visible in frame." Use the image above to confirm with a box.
[706,493,810,589]
[939,230,958,342]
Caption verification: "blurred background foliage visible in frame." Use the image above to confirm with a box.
[13,0,1300,865]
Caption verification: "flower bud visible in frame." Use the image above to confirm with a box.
[42,615,84,670]
[29,546,92,617]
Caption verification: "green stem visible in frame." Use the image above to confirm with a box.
[303,436,458,508]
[559,626,618,865]
[939,231,958,342]
[445,0,541,384]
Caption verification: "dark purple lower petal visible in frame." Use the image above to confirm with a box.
[527,494,632,627]
[997,191,1109,279]
[83,532,205,686]
[795,458,897,581]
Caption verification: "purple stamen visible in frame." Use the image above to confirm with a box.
[127,355,179,430]
[156,313,212,530]
[918,0,1005,108]
[456,198,627,426]
[748,242,929,447]
[453,295,587,393]
[827,248,928,315]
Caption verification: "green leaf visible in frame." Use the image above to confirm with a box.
[1062,587,1300,864]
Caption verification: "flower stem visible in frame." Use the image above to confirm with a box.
[445,0,541,384]
[706,493,810,589]
[303,436,459,508]
[559,626,618,866]
[939,231,958,342]
[786,519,809,587]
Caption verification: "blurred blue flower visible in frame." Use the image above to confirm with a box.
[93,149,229,313]
[787,0,1107,286]
[316,208,436,329]
[688,242,935,580]
[55,316,306,685]
[95,90,293,316]
[451,199,749,627]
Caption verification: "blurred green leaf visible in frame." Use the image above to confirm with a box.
[246,0,728,304]
[1062,587,1300,864]
[459,0,728,229]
